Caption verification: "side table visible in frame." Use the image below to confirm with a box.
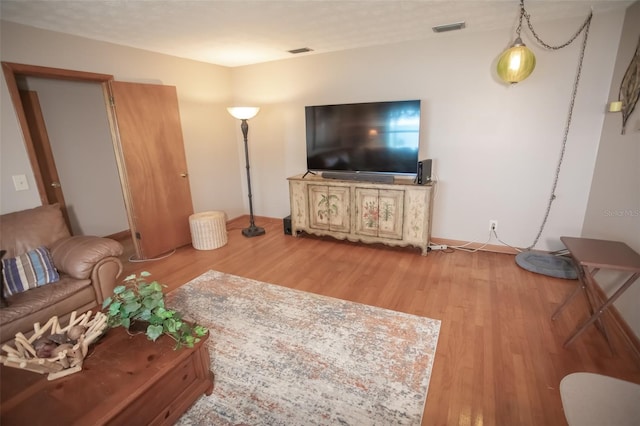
[1,327,214,425]
[552,236,640,348]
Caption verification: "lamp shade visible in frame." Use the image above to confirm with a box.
[227,107,260,120]
[497,38,536,84]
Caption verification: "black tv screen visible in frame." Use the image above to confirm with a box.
[305,100,421,176]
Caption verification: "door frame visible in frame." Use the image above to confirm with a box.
[18,88,72,231]
[1,62,137,252]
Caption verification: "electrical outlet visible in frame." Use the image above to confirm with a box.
[428,244,448,251]
[489,220,498,232]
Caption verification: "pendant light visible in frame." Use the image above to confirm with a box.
[497,0,536,84]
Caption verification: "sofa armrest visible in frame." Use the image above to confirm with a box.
[49,236,124,303]
[90,256,124,304]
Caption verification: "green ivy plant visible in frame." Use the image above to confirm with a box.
[102,271,208,349]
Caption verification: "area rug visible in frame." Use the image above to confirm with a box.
[166,270,441,426]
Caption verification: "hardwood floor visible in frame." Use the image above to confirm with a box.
[118,217,640,426]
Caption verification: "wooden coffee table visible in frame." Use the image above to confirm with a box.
[0,327,214,425]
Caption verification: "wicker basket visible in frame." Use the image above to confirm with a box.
[189,211,228,250]
[0,310,107,381]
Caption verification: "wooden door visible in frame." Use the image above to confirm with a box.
[109,82,194,259]
[19,90,72,231]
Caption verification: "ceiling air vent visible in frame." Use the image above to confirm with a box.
[288,47,314,54]
[432,22,466,33]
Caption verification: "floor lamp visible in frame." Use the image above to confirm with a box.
[227,106,265,237]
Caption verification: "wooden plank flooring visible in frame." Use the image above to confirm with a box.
[118,217,640,426]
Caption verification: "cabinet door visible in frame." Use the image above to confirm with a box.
[308,185,350,233]
[355,188,403,240]
[355,188,379,237]
[377,189,404,240]
[289,180,308,231]
[403,187,431,244]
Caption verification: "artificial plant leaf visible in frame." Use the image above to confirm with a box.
[164,318,178,333]
[142,295,161,309]
[138,309,152,321]
[148,314,163,325]
[148,281,164,292]
[121,289,137,301]
[123,301,141,314]
[194,325,208,337]
[138,283,159,297]
[183,335,196,348]
[146,324,163,341]
[108,301,122,316]
[154,307,175,319]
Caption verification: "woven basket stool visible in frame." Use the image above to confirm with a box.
[189,211,227,250]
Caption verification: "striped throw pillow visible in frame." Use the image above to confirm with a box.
[2,247,60,296]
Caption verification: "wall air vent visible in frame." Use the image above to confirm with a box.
[288,47,314,54]
[432,21,466,33]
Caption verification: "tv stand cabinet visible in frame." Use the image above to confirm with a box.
[287,174,434,255]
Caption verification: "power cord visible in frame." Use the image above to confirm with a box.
[442,224,525,254]
[128,248,176,263]
[490,228,524,253]
[446,231,493,253]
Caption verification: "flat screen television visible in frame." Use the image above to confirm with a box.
[305,100,421,179]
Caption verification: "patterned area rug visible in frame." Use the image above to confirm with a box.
[166,270,441,425]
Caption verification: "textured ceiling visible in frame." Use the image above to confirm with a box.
[0,0,632,67]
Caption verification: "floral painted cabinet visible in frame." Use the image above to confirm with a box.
[308,185,350,233]
[355,188,403,240]
[287,174,434,255]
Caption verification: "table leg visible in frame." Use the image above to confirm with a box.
[551,263,598,321]
[563,273,640,348]
[582,270,611,341]
[552,283,583,320]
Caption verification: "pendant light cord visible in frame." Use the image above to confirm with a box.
[522,4,593,250]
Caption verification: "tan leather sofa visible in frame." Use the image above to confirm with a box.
[0,204,124,343]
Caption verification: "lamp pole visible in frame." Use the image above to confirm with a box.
[240,118,265,237]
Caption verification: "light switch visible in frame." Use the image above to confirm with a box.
[12,174,29,191]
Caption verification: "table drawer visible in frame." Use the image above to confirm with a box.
[108,355,198,425]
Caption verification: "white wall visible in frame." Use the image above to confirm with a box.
[231,10,626,252]
[1,21,245,223]
[583,1,640,337]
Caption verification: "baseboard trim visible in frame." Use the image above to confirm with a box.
[430,237,519,255]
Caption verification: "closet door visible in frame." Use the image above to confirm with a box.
[109,81,194,260]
